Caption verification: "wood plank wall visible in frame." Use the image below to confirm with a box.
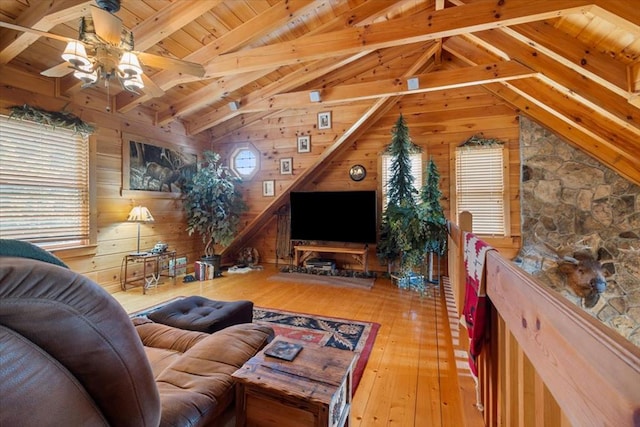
[0,54,522,288]
[0,74,209,293]
[220,85,522,270]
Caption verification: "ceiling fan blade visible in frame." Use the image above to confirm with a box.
[90,4,123,46]
[141,74,165,97]
[41,62,74,77]
[136,51,205,78]
[0,21,74,43]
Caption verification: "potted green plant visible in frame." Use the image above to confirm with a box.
[183,150,247,275]
[377,115,428,290]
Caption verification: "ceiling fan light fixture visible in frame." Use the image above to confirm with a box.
[118,52,143,76]
[62,41,90,67]
[73,65,98,84]
[123,73,144,91]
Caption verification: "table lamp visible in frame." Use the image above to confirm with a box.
[127,206,154,255]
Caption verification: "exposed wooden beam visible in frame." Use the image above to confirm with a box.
[511,78,639,159]
[0,0,91,65]
[169,52,369,129]
[146,0,411,123]
[490,80,640,183]
[154,70,269,125]
[202,0,594,78]
[204,43,439,140]
[188,40,439,136]
[130,0,222,51]
[116,0,317,113]
[502,22,629,97]
[445,31,640,169]
[443,32,640,182]
[591,0,640,34]
[184,51,373,135]
[221,46,435,258]
[446,33,640,138]
[232,60,534,114]
[485,82,640,185]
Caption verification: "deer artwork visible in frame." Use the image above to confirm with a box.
[142,162,181,192]
[141,149,187,192]
[537,234,608,308]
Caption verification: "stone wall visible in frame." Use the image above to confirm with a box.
[515,116,640,346]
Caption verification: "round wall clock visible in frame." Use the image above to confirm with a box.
[349,164,366,181]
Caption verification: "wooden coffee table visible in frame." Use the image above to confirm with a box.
[232,337,356,427]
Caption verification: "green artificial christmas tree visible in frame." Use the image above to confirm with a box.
[377,115,427,290]
[420,157,448,284]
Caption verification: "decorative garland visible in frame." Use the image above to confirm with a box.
[460,134,504,148]
[9,104,95,136]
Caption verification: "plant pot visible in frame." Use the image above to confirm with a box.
[201,255,222,278]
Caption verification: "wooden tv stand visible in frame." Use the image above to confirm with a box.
[293,244,368,272]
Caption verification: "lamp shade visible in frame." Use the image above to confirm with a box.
[62,41,91,67]
[118,52,143,76]
[127,206,154,223]
[123,73,144,91]
[73,65,98,84]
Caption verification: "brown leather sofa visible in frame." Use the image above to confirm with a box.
[0,256,273,426]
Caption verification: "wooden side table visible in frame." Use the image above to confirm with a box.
[120,251,177,294]
[232,338,355,427]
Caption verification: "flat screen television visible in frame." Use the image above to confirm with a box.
[290,191,377,244]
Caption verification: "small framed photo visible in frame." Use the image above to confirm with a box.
[280,158,293,175]
[297,135,311,153]
[262,180,275,197]
[318,111,331,130]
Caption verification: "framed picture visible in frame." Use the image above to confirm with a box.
[280,157,293,175]
[297,135,311,153]
[262,180,275,197]
[122,133,198,198]
[318,111,331,130]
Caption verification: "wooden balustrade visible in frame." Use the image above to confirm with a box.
[448,215,640,427]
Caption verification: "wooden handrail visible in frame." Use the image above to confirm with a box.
[486,251,640,426]
[448,216,640,426]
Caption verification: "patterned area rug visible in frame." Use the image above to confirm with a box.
[129,299,379,392]
[254,307,379,392]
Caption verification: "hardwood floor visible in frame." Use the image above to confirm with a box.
[112,264,483,427]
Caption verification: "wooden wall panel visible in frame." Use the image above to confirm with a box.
[1,65,522,283]
[226,87,522,268]
[0,84,208,293]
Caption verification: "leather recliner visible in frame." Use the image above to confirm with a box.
[0,256,273,426]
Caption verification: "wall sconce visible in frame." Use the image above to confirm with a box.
[229,101,240,111]
[309,90,321,102]
[407,77,419,91]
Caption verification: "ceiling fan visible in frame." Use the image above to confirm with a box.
[0,0,205,96]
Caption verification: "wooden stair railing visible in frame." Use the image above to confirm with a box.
[448,215,640,426]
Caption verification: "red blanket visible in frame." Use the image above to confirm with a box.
[462,232,494,377]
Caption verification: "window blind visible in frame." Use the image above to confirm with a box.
[0,115,90,247]
[381,153,422,208]
[455,146,505,235]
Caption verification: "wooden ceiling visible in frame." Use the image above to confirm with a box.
[1,0,639,183]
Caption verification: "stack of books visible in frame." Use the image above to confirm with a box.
[194,261,215,280]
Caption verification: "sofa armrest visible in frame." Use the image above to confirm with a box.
[133,317,208,353]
